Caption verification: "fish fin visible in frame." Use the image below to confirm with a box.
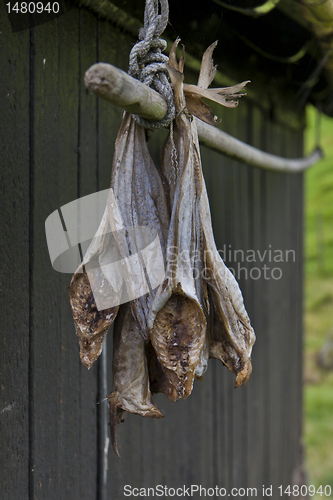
[234,360,252,388]
[108,391,124,458]
[185,94,218,126]
[197,40,218,89]
[169,37,181,71]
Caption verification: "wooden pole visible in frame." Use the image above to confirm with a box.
[85,63,168,121]
[195,117,323,173]
[85,62,323,173]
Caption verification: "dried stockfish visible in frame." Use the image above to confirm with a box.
[189,41,255,387]
[69,207,122,369]
[149,38,255,391]
[148,41,208,403]
[108,112,170,341]
[108,304,163,457]
[69,270,117,369]
[200,185,255,387]
[183,38,255,387]
[145,340,173,398]
[149,294,206,401]
[70,110,169,363]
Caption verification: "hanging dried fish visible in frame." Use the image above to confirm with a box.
[69,110,170,367]
[200,186,255,387]
[69,208,122,368]
[148,42,208,403]
[108,304,164,457]
[72,18,255,458]
[108,112,170,341]
[187,39,255,386]
[149,38,255,391]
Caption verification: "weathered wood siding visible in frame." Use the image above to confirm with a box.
[1,4,304,499]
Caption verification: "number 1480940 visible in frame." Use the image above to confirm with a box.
[6,2,60,14]
[278,485,331,497]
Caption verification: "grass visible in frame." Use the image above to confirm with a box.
[304,105,333,497]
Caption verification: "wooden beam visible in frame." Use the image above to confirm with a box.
[84,63,168,121]
[85,62,323,172]
[195,118,323,173]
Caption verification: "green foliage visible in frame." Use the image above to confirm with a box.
[305,106,333,277]
[304,105,333,497]
[305,385,333,494]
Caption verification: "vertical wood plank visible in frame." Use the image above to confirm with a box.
[246,104,267,494]
[31,15,61,498]
[230,99,251,491]
[211,106,238,494]
[0,6,30,499]
[281,124,293,489]
[264,117,292,493]
[260,110,272,492]
[31,9,83,498]
[78,8,100,499]
[266,120,282,492]
[283,127,305,487]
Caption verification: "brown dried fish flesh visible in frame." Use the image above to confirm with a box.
[69,208,122,369]
[108,304,163,457]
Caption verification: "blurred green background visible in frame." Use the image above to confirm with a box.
[304,106,333,496]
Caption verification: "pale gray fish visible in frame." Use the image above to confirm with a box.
[108,112,170,341]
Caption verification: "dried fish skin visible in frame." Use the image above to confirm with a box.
[108,304,163,457]
[194,322,210,380]
[69,270,118,369]
[184,80,250,111]
[148,40,207,402]
[145,340,173,398]
[156,123,208,392]
[209,286,253,387]
[150,292,206,401]
[69,208,122,369]
[160,38,254,389]
[149,281,206,400]
[197,41,218,90]
[108,112,170,340]
[200,184,255,388]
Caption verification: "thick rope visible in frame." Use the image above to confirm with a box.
[128,0,175,129]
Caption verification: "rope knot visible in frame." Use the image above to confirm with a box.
[128,0,175,129]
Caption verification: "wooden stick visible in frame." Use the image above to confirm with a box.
[85,62,323,172]
[85,63,168,121]
[195,118,323,173]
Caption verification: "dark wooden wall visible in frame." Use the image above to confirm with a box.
[1,4,304,499]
